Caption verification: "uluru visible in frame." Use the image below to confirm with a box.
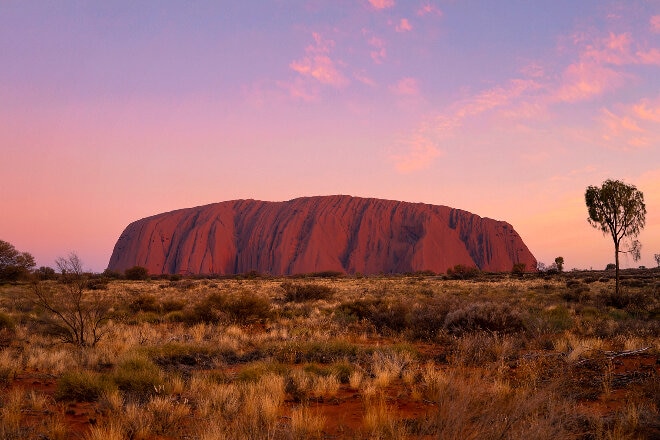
[107,196,537,275]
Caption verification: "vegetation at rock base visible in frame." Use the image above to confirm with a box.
[0,270,658,439]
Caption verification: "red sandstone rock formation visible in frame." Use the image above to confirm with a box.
[107,196,537,275]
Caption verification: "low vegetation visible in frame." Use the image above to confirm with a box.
[0,269,658,439]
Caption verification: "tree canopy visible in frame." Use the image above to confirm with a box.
[0,239,36,282]
[585,179,646,295]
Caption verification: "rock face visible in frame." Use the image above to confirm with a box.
[107,196,537,275]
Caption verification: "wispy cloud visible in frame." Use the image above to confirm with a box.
[453,79,541,119]
[635,48,660,65]
[368,0,394,10]
[417,3,442,17]
[633,97,660,122]
[390,79,538,172]
[389,77,419,96]
[276,78,318,102]
[395,18,412,32]
[364,31,387,63]
[599,96,660,149]
[555,62,625,102]
[391,134,442,172]
[290,33,348,88]
[555,31,660,102]
[353,70,377,87]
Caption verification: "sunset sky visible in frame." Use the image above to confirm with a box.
[1,1,659,272]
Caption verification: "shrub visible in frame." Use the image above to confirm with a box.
[147,343,217,369]
[223,291,272,324]
[446,264,480,280]
[0,312,15,331]
[563,285,591,302]
[336,298,409,333]
[162,299,185,312]
[539,305,573,332]
[444,302,526,334]
[125,266,149,280]
[186,290,272,324]
[597,289,654,311]
[31,254,112,347]
[129,294,161,313]
[55,371,114,401]
[101,268,122,279]
[113,356,162,401]
[407,297,455,340]
[280,282,335,302]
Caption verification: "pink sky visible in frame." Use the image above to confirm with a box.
[1,1,659,272]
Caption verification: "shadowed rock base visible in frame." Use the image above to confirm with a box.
[107,196,536,275]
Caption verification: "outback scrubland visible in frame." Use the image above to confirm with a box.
[0,269,658,439]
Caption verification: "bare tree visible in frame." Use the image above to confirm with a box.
[32,253,111,347]
[655,253,660,268]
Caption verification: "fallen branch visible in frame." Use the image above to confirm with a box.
[604,346,651,359]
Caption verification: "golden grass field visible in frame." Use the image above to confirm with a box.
[0,270,658,439]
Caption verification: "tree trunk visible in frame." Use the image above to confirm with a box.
[614,241,620,296]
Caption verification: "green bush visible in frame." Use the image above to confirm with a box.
[539,305,573,332]
[280,282,335,302]
[55,371,114,401]
[129,294,161,313]
[113,355,162,401]
[236,362,289,382]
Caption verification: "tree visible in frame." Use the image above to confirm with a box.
[554,257,564,272]
[31,253,111,347]
[511,263,526,277]
[655,253,660,268]
[0,239,36,282]
[585,179,646,295]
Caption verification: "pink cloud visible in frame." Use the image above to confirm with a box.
[395,18,413,32]
[454,79,540,118]
[417,3,442,17]
[389,77,419,96]
[636,48,660,65]
[353,71,377,87]
[277,78,318,102]
[633,98,660,122]
[599,101,660,150]
[369,0,394,10]
[364,33,387,63]
[390,79,538,173]
[391,135,442,173]
[651,15,660,33]
[550,29,660,103]
[581,32,634,65]
[290,33,348,88]
[554,62,624,102]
